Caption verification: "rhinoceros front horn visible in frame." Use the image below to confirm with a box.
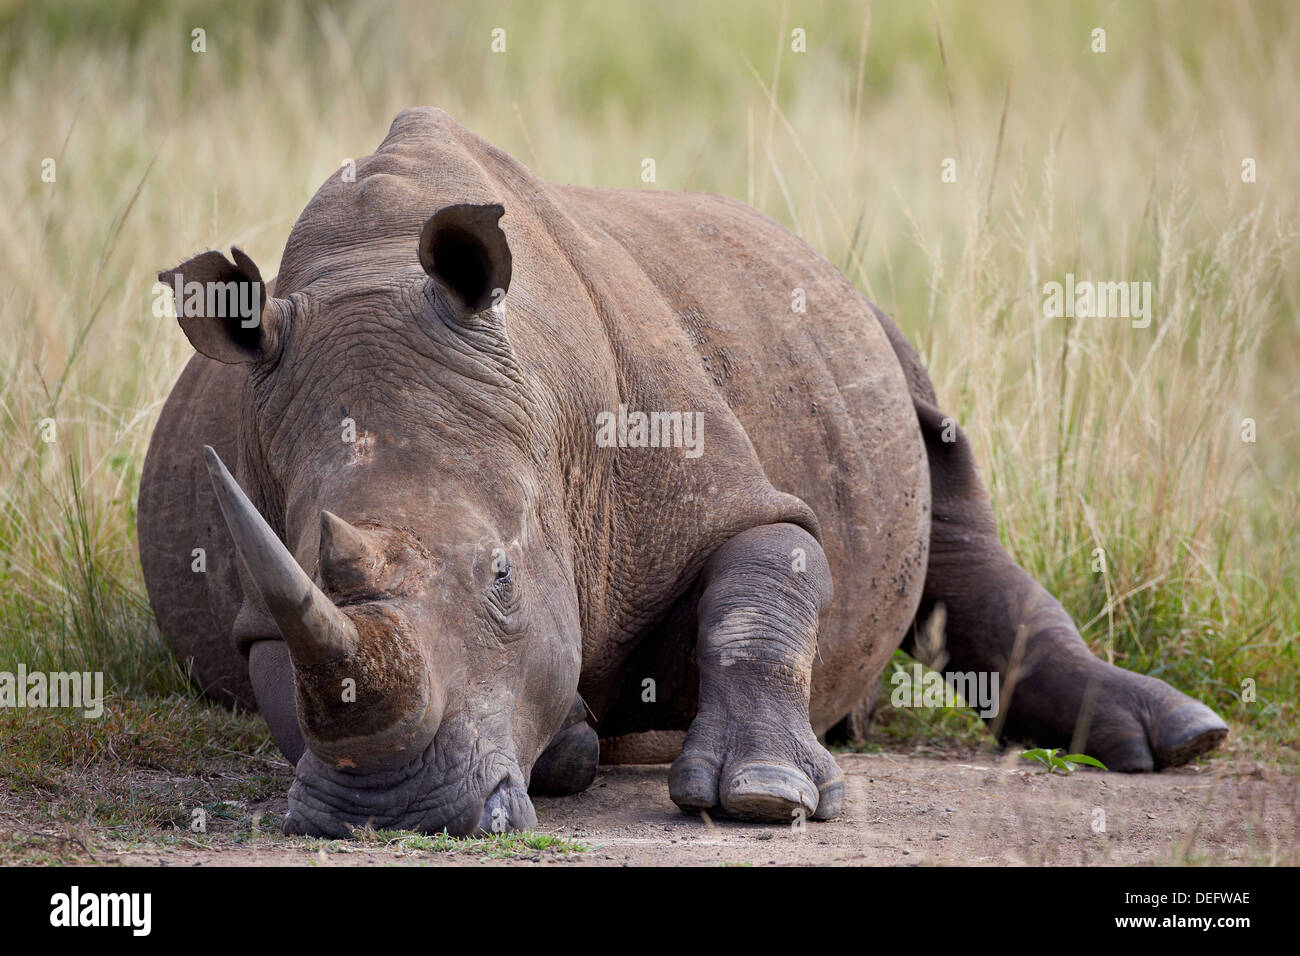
[202,446,360,664]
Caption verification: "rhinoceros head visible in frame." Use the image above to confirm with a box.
[161,186,583,837]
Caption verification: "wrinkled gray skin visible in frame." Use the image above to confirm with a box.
[137,108,1228,838]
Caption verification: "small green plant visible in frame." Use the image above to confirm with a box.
[1019,748,1108,774]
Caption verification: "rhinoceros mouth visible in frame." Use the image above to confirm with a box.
[283,739,532,838]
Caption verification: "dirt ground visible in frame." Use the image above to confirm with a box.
[16,748,1295,867]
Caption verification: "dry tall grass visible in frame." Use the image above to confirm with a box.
[0,1,1295,751]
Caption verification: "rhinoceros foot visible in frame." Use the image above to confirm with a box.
[1150,701,1230,768]
[1001,662,1229,774]
[1079,669,1229,772]
[669,725,844,823]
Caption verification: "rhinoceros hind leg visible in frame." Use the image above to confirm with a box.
[908,395,1228,771]
[669,523,844,823]
[529,696,599,796]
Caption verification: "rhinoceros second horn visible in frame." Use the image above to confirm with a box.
[202,445,359,664]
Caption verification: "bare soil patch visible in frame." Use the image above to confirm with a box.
[7,749,1295,866]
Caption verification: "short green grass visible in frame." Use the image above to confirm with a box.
[343,828,591,859]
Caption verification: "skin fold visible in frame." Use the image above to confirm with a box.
[136,108,1228,837]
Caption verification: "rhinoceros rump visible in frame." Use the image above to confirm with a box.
[137,108,1228,837]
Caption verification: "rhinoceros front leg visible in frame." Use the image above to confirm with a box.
[669,523,844,822]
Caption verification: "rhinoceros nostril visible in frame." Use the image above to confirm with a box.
[477,778,512,835]
[476,777,536,836]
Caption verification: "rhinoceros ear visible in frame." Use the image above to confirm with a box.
[158,247,283,364]
[418,203,512,317]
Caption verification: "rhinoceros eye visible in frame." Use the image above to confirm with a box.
[489,551,516,602]
[487,556,522,631]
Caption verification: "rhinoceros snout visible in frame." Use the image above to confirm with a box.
[283,745,535,839]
